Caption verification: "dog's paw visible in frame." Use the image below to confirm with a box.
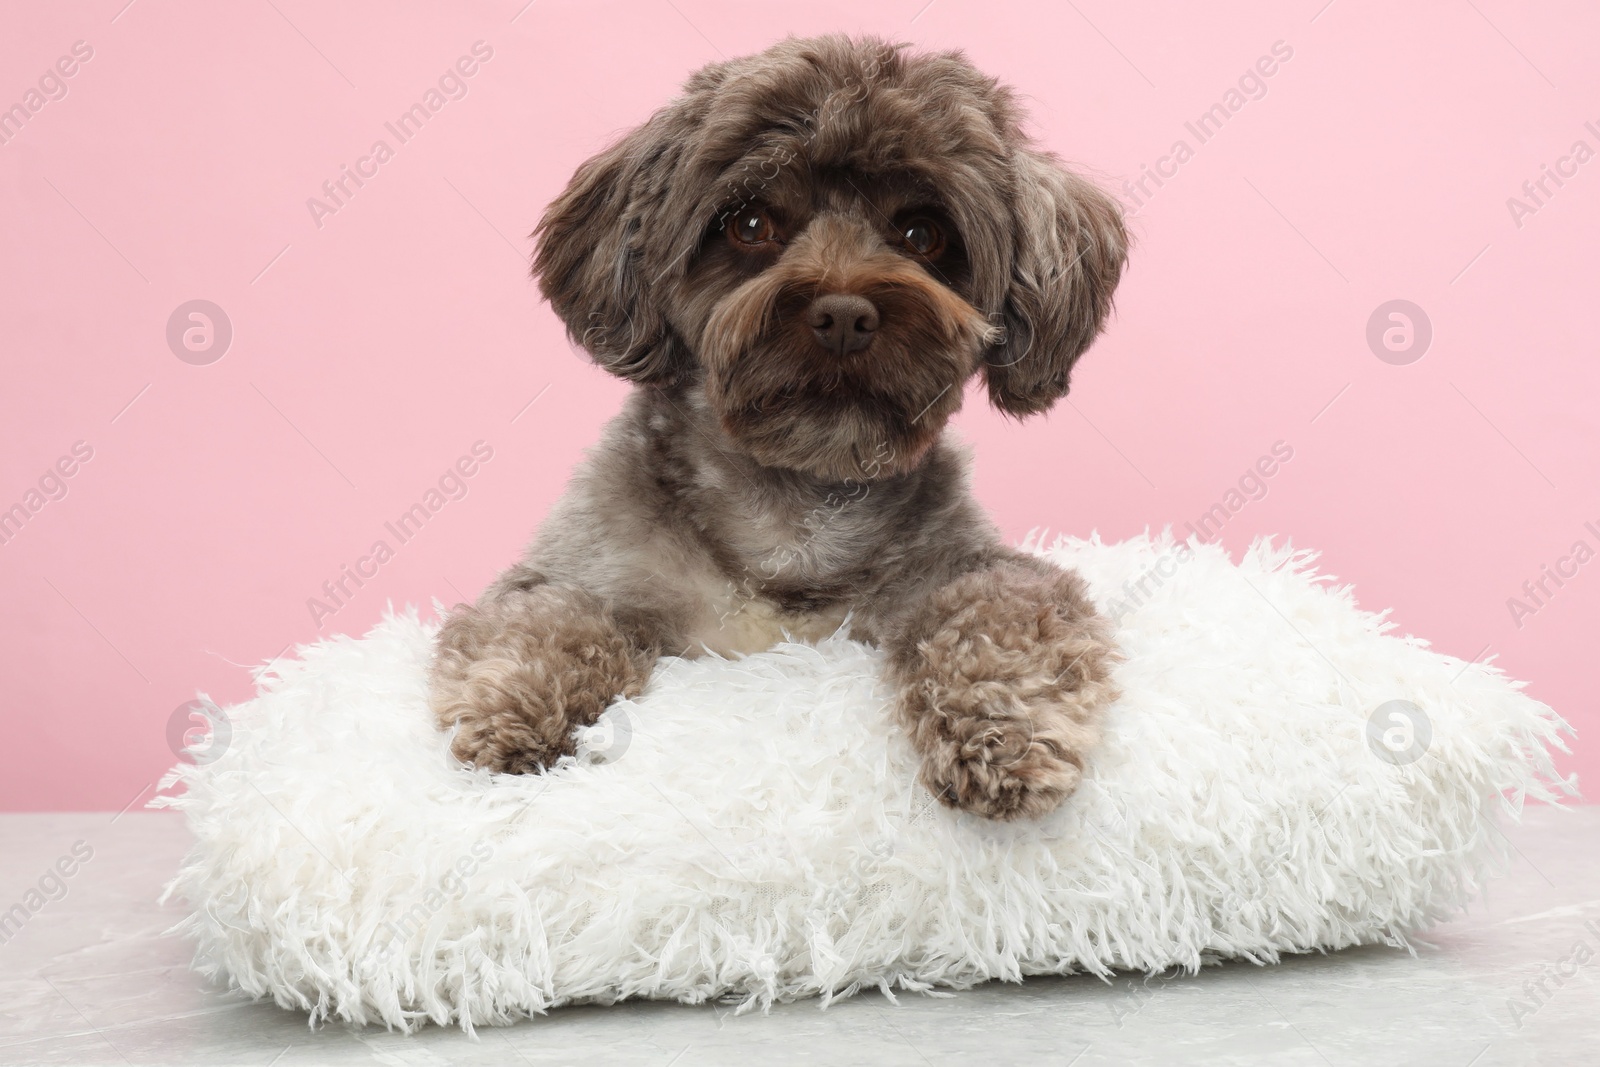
[907,652,1112,819]
[888,557,1122,820]
[431,658,580,775]
[427,591,653,776]
[918,710,1086,821]
[449,723,566,776]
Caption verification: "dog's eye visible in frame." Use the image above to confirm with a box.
[727,209,778,247]
[900,217,945,259]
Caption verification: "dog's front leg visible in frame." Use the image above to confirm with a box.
[430,584,659,775]
[881,554,1120,821]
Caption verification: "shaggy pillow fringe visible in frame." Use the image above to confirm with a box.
[155,533,1576,1033]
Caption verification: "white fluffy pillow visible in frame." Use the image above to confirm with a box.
[157,534,1573,1032]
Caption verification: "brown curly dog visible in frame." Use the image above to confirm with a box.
[431,34,1127,821]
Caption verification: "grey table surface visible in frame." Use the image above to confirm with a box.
[0,807,1595,1067]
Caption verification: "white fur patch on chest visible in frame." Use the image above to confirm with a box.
[683,581,850,657]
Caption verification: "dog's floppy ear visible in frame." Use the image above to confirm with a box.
[532,118,685,384]
[983,150,1128,417]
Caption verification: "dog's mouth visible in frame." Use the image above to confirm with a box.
[699,272,993,482]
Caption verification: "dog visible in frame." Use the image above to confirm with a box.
[430,34,1128,821]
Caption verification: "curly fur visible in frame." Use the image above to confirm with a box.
[886,557,1120,819]
[431,587,656,773]
[432,34,1130,819]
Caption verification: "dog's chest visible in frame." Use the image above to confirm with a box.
[681,492,877,656]
[731,486,881,585]
[687,591,851,657]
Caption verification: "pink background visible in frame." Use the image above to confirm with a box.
[2,0,1594,811]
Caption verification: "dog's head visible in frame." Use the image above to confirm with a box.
[534,35,1127,481]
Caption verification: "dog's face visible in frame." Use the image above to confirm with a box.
[534,36,1128,481]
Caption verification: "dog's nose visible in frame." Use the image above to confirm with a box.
[807,293,879,355]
